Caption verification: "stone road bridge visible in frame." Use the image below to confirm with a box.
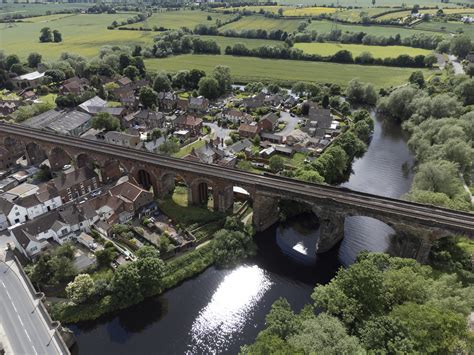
[1,122,473,262]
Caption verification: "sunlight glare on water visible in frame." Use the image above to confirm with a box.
[187,265,272,354]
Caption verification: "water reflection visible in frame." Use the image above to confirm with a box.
[188,265,272,354]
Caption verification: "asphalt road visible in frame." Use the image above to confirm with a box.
[277,111,300,137]
[0,262,61,355]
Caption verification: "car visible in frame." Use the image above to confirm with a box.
[290,113,295,117]
[62,164,71,170]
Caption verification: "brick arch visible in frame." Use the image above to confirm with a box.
[48,146,73,171]
[25,141,47,166]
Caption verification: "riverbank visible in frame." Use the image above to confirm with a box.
[50,242,216,324]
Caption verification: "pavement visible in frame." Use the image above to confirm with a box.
[0,257,62,355]
[276,111,300,137]
[448,55,465,75]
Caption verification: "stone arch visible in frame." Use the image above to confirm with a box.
[25,142,47,166]
[158,171,191,199]
[48,146,73,171]
[100,159,126,183]
[137,169,154,191]
[190,177,216,208]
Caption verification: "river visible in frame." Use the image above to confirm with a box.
[70,115,414,354]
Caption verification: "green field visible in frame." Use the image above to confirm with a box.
[414,20,474,39]
[0,2,92,19]
[0,13,156,60]
[377,7,474,20]
[120,9,235,30]
[215,5,338,17]
[278,0,464,6]
[201,35,284,49]
[220,16,301,32]
[295,42,432,58]
[145,54,432,87]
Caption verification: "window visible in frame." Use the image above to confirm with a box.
[30,246,37,252]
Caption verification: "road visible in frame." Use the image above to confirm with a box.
[1,122,474,235]
[448,54,465,75]
[0,261,62,355]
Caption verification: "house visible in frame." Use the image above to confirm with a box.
[78,96,107,114]
[228,139,253,155]
[0,177,17,193]
[176,115,203,136]
[114,87,138,108]
[177,98,189,112]
[4,183,39,200]
[286,129,310,146]
[188,96,209,114]
[264,94,284,107]
[46,110,92,136]
[116,76,132,87]
[88,106,126,119]
[238,123,260,138]
[104,131,140,148]
[259,112,279,132]
[242,92,265,111]
[221,108,247,124]
[12,71,45,89]
[158,92,177,111]
[48,167,101,203]
[21,91,36,101]
[301,102,333,139]
[22,109,64,129]
[183,143,225,165]
[0,101,19,117]
[124,109,165,129]
[59,77,90,95]
[109,180,154,212]
[10,205,91,259]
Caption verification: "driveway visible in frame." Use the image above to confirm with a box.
[448,55,465,75]
[276,111,300,137]
[204,122,234,142]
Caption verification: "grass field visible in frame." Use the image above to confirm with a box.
[377,7,474,20]
[295,42,432,58]
[215,5,338,17]
[0,13,156,60]
[0,2,92,19]
[201,35,284,49]
[19,13,77,23]
[220,16,301,32]
[278,0,464,6]
[119,9,235,30]
[414,20,474,38]
[145,54,431,87]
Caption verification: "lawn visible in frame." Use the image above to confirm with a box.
[294,42,432,58]
[173,139,206,158]
[119,9,235,30]
[145,54,432,87]
[0,13,156,60]
[158,186,224,226]
[201,35,284,49]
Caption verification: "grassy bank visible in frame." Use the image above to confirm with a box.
[50,242,216,324]
[145,54,432,87]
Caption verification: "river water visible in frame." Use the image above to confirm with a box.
[70,116,414,354]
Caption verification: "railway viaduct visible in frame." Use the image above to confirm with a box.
[1,122,473,263]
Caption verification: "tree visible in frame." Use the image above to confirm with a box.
[150,128,162,140]
[390,303,467,353]
[136,257,165,295]
[66,274,95,304]
[39,27,53,43]
[158,139,180,155]
[110,264,143,305]
[449,35,471,58]
[27,52,42,68]
[264,298,299,339]
[288,314,363,353]
[136,246,160,259]
[322,94,329,108]
[269,155,284,173]
[294,168,325,183]
[240,333,296,355]
[212,65,232,94]
[153,72,171,92]
[44,69,66,84]
[96,247,116,268]
[291,82,306,96]
[454,78,474,105]
[139,86,158,108]
[53,30,62,43]
[409,71,425,88]
[198,77,219,100]
[212,229,256,267]
[91,112,120,131]
[123,65,139,80]
[423,53,437,68]
[188,69,206,89]
[412,160,464,198]
[5,54,19,70]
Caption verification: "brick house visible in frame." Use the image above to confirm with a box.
[176,115,203,136]
[48,167,101,203]
[259,112,279,132]
[238,123,260,138]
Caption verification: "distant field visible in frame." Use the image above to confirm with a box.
[413,21,474,39]
[215,5,338,17]
[219,16,301,32]
[201,35,284,49]
[277,0,463,6]
[119,10,235,30]
[0,3,92,19]
[19,13,77,23]
[145,54,432,87]
[295,42,432,58]
[377,7,474,20]
[334,7,392,22]
[0,14,156,60]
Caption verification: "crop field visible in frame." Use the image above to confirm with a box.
[0,2,92,19]
[19,13,77,23]
[119,10,235,30]
[295,42,432,58]
[215,5,337,17]
[377,7,474,20]
[278,0,464,6]
[0,14,156,60]
[145,54,431,87]
[219,16,301,32]
[414,21,474,38]
[333,7,392,22]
